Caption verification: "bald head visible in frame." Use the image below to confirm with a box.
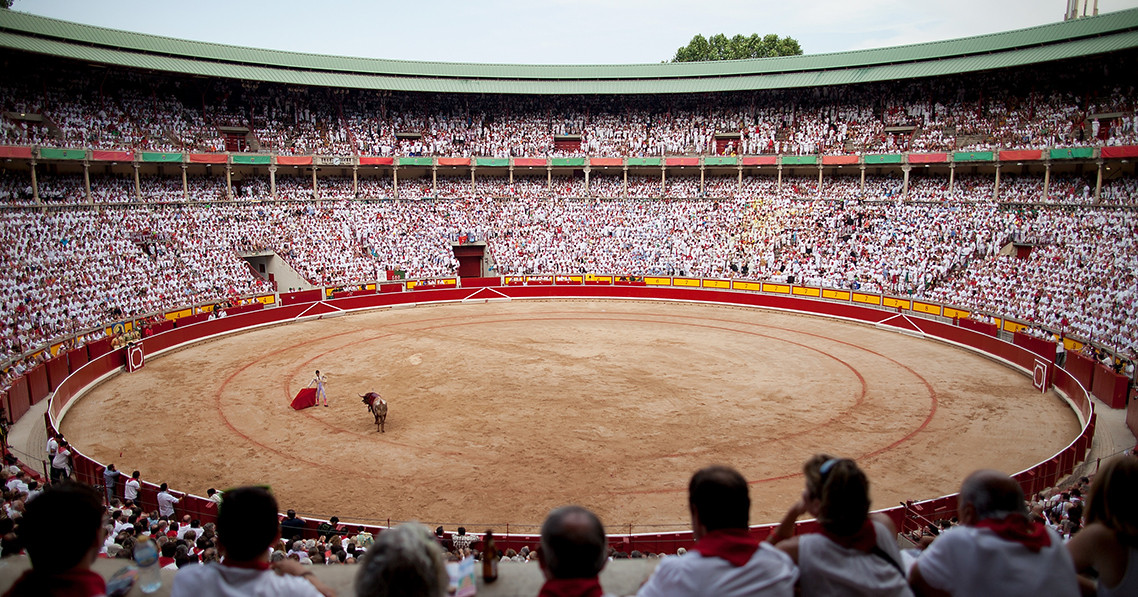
[540,506,607,579]
[959,470,1027,524]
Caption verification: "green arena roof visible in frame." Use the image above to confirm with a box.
[1,9,1137,94]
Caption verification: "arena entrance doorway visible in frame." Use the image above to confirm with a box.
[452,242,486,277]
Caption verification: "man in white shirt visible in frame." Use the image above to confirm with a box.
[50,440,72,483]
[171,486,332,597]
[45,432,58,463]
[157,483,180,519]
[909,470,1079,597]
[124,470,141,504]
[637,466,797,597]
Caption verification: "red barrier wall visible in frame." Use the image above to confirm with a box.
[1014,332,1057,362]
[332,289,376,299]
[27,364,49,404]
[49,348,125,420]
[1128,397,1138,442]
[958,318,998,336]
[46,356,69,392]
[46,284,1093,548]
[225,303,265,316]
[175,312,210,327]
[1092,365,1129,409]
[148,319,175,335]
[1065,352,1096,390]
[281,289,323,305]
[460,277,503,288]
[67,346,89,373]
[1053,367,1093,422]
[8,376,30,422]
[88,338,112,359]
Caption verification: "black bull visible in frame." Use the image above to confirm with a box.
[360,392,387,432]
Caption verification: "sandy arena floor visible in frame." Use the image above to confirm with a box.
[61,300,1079,533]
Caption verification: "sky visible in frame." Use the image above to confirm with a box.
[10,0,1138,65]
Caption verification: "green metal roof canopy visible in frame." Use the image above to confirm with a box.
[1,9,1137,94]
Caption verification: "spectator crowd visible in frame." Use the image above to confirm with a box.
[5,451,1134,596]
[1,173,1137,382]
[2,49,1137,158]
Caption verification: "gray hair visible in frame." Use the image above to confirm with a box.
[355,522,449,597]
[960,470,1028,521]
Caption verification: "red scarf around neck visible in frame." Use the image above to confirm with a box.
[819,518,878,553]
[538,577,604,597]
[692,528,759,567]
[975,513,1052,553]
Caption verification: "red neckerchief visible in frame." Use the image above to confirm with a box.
[975,513,1052,553]
[2,568,107,597]
[819,519,877,553]
[221,558,272,571]
[692,528,759,567]
[538,577,604,597]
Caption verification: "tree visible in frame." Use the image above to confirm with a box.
[672,33,802,62]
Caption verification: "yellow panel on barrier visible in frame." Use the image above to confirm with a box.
[256,294,276,305]
[673,278,700,287]
[644,277,672,286]
[365,283,376,290]
[703,279,730,289]
[883,297,911,310]
[198,304,215,313]
[561,275,583,283]
[325,288,335,298]
[504,277,521,285]
[407,281,419,289]
[912,302,941,315]
[733,281,762,291]
[441,278,457,286]
[762,283,791,294]
[943,307,970,319]
[792,286,821,297]
[852,293,881,305]
[165,308,193,321]
[822,289,851,301]
[1004,320,1029,333]
[51,343,64,356]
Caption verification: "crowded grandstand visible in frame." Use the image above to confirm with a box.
[0,4,1136,596]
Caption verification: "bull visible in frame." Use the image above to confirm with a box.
[360,392,388,433]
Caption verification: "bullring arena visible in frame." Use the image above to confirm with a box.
[56,295,1079,530]
[2,4,1138,594]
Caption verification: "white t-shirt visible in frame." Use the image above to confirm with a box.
[158,491,180,517]
[797,521,913,597]
[124,479,140,501]
[637,542,797,597]
[914,524,1079,597]
[170,562,322,597]
[51,448,71,470]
